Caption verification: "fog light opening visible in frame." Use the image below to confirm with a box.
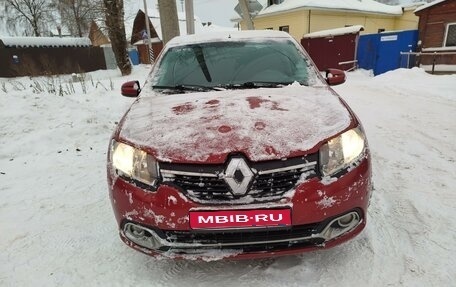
[321,211,361,241]
[130,224,146,238]
[124,223,161,250]
[337,213,356,228]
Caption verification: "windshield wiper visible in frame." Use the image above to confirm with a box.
[219,81,294,89]
[153,84,222,92]
[193,45,212,83]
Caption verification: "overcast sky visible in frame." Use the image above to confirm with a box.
[147,0,241,27]
[192,0,240,27]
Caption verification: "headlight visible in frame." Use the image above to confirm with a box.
[111,141,159,187]
[319,127,366,176]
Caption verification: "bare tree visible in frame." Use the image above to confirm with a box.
[157,0,180,44]
[4,0,54,36]
[103,0,131,75]
[57,0,100,37]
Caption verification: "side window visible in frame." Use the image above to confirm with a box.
[444,23,456,47]
[279,25,289,33]
[268,0,284,6]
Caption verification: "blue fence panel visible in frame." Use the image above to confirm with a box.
[357,30,418,76]
[357,34,378,71]
[128,49,140,65]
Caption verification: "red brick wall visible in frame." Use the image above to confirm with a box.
[416,0,456,48]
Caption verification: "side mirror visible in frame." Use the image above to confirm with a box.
[325,69,346,86]
[121,81,141,97]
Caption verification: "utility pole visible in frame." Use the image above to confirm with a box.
[238,0,254,30]
[185,0,195,35]
[157,0,180,44]
[143,0,154,63]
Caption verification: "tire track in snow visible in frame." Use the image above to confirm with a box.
[155,260,189,286]
[338,73,456,284]
[369,151,441,284]
[153,258,276,287]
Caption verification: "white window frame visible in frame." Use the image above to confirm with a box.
[444,22,456,47]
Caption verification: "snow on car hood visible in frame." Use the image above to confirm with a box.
[119,85,352,163]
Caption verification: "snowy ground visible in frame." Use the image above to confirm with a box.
[1,66,455,286]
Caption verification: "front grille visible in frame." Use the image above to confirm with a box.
[161,223,322,244]
[160,154,318,203]
[164,238,325,253]
[175,176,232,201]
[122,209,363,254]
[250,169,304,198]
[154,221,327,252]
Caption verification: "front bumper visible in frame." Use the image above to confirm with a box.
[108,157,372,259]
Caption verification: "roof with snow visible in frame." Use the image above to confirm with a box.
[0,37,91,48]
[303,25,364,39]
[414,0,448,13]
[401,2,426,11]
[257,0,404,17]
[202,24,239,32]
[166,30,292,48]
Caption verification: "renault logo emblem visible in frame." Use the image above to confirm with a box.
[223,158,254,196]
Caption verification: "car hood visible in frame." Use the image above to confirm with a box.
[118,85,352,163]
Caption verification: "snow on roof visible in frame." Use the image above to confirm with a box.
[401,2,426,11]
[166,30,292,47]
[133,38,162,46]
[414,0,447,13]
[0,37,91,48]
[257,0,403,17]
[304,25,364,39]
[201,24,239,32]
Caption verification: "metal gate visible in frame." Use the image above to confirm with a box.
[301,33,359,71]
[357,30,418,75]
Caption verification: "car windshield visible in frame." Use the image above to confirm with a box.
[150,39,320,91]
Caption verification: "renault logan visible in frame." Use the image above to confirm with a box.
[108,30,372,260]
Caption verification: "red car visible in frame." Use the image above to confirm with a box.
[108,30,372,260]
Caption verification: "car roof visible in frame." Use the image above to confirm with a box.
[166,30,293,48]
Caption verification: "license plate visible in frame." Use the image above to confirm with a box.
[189,209,291,230]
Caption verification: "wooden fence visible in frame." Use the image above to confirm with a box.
[0,46,107,78]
